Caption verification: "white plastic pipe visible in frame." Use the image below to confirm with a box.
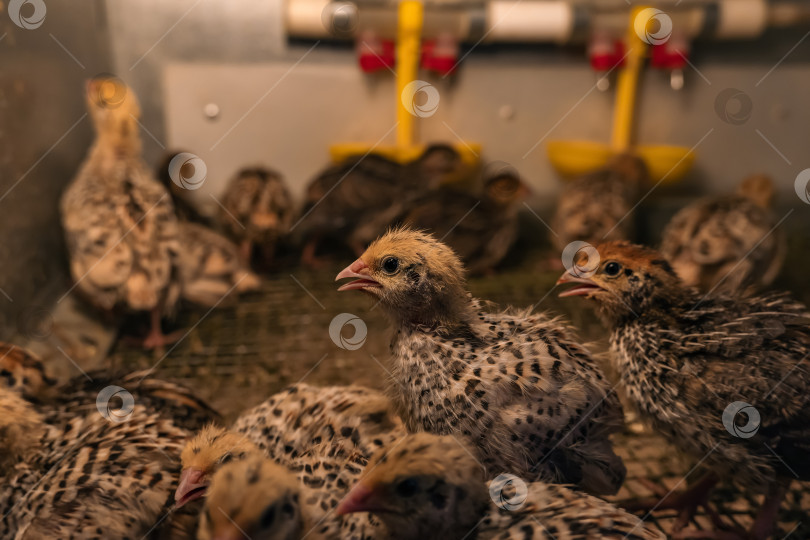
[485,1,574,43]
[716,0,768,39]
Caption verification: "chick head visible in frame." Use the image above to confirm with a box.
[198,455,301,540]
[176,424,260,508]
[336,433,488,540]
[557,241,683,319]
[483,168,529,207]
[336,228,470,326]
[0,342,57,401]
[85,75,141,155]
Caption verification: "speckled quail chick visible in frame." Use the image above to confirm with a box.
[176,384,405,508]
[0,361,217,540]
[399,167,530,275]
[217,167,294,266]
[660,174,784,294]
[61,76,180,349]
[551,154,647,259]
[200,447,383,540]
[337,432,664,540]
[558,241,810,539]
[298,144,465,267]
[336,228,625,495]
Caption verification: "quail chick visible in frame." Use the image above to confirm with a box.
[400,167,530,275]
[200,447,383,540]
[557,241,810,539]
[299,144,464,267]
[336,228,625,495]
[176,384,405,508]
[337,432,664,540]
[217,167,294,265]
[199,455,302,540]
[551,154,647,259]
[61,77,181,349]
[175,221,261,307]
[660,174,784,294]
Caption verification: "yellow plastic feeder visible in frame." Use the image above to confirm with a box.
[547,5,695,183]
[330,0,480,166]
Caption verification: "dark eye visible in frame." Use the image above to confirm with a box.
[381,257,400,274]
[395,477,419,497]
[218,452,233,465]
[604,262,622,276]
[260,505,276,528]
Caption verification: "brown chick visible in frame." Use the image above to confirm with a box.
[0,342,57,401]
[336,228,626,495]
[557,241,810,539]
[217,167,294,266]
[551,153,647,257]
[61,76,181,349]
[337,433,664,540]
[399,168,530,275]
[198,455,302,540]
[298,144,464,267]
[660,174,784,294]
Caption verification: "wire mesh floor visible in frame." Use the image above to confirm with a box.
[108,258,810,538]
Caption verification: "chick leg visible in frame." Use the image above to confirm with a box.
[301,236,326,269]
[624,471,718,517]
[239,239,253,266]
[141,308,184,351]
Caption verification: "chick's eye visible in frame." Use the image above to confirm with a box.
[395,477,419,497]
[604,262,622,277]
[381,257,400,274]
[218,453,233,465]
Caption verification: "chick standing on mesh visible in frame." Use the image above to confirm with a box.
[337,433,664,540]
[217,167,294,265]
[155,151,262,307]
[298,144,465,267]
[557,241,810,539]
[551,154,647,257]
[61,77,181,349]
[175,384,405,508]
[399,166,530,275]
[660,174,784,294]
[336,228,625,495]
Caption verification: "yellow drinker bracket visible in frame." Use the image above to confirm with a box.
[330,0,480,165]
[547,5,695,183]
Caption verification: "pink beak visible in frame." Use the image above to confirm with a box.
[556,271,602,298]
[175,467,209,508]
[335,259,381,292]
[336,483,385,515]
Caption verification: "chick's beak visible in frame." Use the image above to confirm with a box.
[556,271,603,298]
[336,483,387,515]
[175,467,209,508]
[336,259,381,292]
